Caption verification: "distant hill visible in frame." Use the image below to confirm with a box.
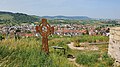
[41,16,91,20]
[0,11,39,25]
[0,11,92,25]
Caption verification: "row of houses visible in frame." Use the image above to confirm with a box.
[53,24,110,36]
[0,23,110,38]
[0,24,35,38]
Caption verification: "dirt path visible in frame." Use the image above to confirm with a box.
[67,42,99,51]
[67,42,108,67]
[68,58,82,67]
[67,42,100,67]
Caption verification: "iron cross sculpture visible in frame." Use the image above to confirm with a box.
[36,18,54,54]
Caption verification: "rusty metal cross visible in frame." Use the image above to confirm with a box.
[35,18,54,54]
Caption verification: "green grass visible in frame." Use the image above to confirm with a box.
[72,35,109,47]
[72,35,109,43]
[0,45,74,67]
[75,52,114,67]
[76,52,100,66]
[48,35,114,67]
[0,35,114,67]
[0,37,74,67]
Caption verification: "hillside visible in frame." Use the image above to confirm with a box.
[41,16,91,20]
[0,11,39,25]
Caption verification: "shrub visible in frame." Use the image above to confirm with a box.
[102,52,114,66]
[98,63,107,67]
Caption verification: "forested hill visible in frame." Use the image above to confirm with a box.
[41,16,91,20]
[0,11,39,24]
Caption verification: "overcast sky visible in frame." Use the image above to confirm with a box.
[0,0,120,19]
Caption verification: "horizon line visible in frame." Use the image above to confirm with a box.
[0,10,119,20]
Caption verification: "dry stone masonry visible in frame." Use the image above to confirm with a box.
[108,27,120,66]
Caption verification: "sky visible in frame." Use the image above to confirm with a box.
[0,0,120,19]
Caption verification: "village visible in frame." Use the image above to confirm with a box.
[0,19,119,67]
[0,22,110,40]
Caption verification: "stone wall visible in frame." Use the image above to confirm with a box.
[108,27,120,66]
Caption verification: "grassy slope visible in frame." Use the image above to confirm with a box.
[0,14,13,20]
[0,11,39,25]
[0,35,114,67]
[0,37,74,67]
[49,35,114,67]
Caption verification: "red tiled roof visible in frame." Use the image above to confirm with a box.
[23,33,34,37]
[55,29,87,33]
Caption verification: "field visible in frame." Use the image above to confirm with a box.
[0,35,114,67]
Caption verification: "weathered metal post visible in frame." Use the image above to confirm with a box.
[36,18,54,54]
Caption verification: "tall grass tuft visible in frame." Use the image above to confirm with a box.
[0,37,74,67]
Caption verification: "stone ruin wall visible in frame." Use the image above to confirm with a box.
[108,27,120,66]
